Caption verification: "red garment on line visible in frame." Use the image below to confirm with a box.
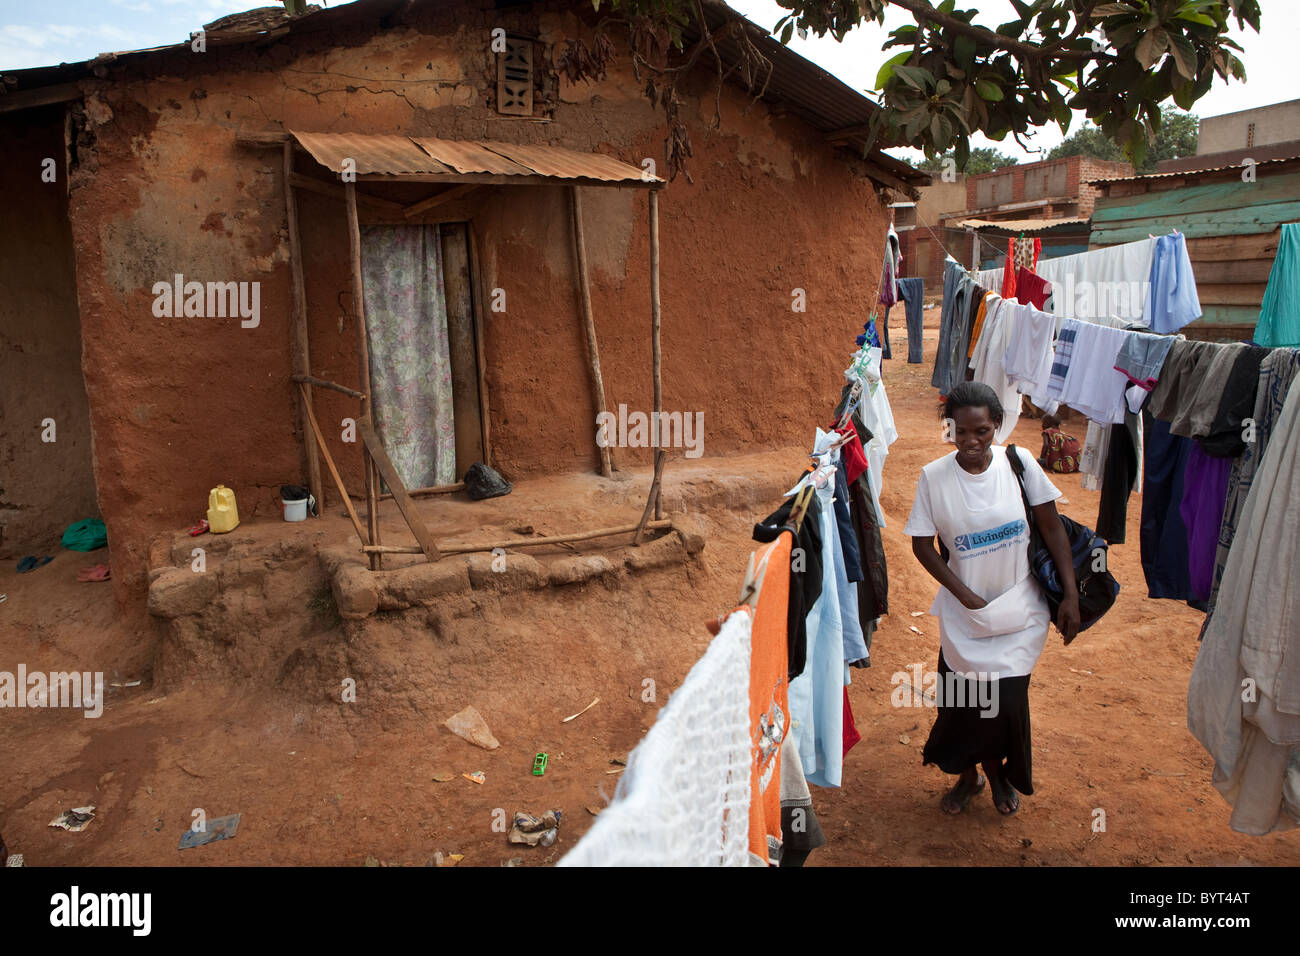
[834,424,869,486]
[1001,237,1043,299]
[1015,266,1052,309]
[843,687,862,758]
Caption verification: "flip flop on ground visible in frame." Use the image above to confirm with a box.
[76,564,111,583]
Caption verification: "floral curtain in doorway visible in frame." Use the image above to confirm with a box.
[360,223,457,489]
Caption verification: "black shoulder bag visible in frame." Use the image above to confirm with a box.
[1006,444,1119,633]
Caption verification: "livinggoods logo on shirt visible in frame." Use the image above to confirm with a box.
[954,519,1026,554]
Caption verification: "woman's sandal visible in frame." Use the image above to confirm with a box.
[940,774,986,814]
[990,776,1020,816]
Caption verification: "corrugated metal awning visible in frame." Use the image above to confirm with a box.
[290,130,662,186]
[1085,154,1300,185]
[955,216,1089,232]
[292,131,454,176]
[409,138,534,177]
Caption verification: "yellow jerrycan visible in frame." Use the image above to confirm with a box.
[207,485,240,533]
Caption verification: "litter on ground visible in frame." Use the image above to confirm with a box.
[444,706,500,750]
[562,697,600,723]
[508,809,562,847]
[177,813,241,850]
[48,807,96,832]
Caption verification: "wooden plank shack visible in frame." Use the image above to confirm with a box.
[1089,156,1300,340]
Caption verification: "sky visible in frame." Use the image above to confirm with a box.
[2,0,1294,165]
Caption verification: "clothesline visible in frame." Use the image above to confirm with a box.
[958,253,1300,837]
[961,275,1299,586]
[724,302,901,864]
[969,231,1157,287]
[936,221,1300,838]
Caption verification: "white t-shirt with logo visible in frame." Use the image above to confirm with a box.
[903,445,1061,678]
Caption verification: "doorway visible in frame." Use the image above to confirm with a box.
[359,221,484,490]
[0,105,100,558]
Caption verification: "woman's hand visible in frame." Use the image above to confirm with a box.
[913,535,987,612]
[1057,594,1081,644]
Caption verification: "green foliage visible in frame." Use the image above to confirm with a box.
[1048,106,1199,172]
[916,146,1019,174]
[572,0,1250,181]
[765,0,1258,167]
[1047,123,1126,163]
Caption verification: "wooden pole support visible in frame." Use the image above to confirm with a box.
[403,184,479,219]
[648,188,664,522]
[348,482,466,502]
[368,457,383,570]
[387,482,465,500]
[345,182,382,570]
[467,222,493,469]
[570,185,614,478]
[632,450,666,546]
[357,416,442,562]
[289,172,406,215]
[291,374,364,400]
[298,383,368,548]
[361,519,674,555]
[285,142,324,512]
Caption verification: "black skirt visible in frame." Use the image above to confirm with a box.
[921,652,1034,795]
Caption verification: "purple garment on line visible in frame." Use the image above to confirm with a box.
[1178,446,1232,602]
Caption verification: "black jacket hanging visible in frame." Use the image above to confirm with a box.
[754,492,823,681]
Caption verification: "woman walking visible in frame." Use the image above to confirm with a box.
[904,382,1080,816]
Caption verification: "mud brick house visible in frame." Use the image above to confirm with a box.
[0,0,926,605]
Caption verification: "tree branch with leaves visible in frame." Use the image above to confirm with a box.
[557,0,1258,180]
[774,0,1257,170]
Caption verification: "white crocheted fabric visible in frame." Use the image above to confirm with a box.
[559,611,753,867]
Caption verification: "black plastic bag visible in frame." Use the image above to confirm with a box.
[463,463,512,500]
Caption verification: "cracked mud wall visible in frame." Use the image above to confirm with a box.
[61,0,891,605]
[0,106,100,559]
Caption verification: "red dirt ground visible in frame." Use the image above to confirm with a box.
[1,306,1296,866]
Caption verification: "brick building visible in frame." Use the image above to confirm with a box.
[1156,98,1300,175]
[961,155,1134,224]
